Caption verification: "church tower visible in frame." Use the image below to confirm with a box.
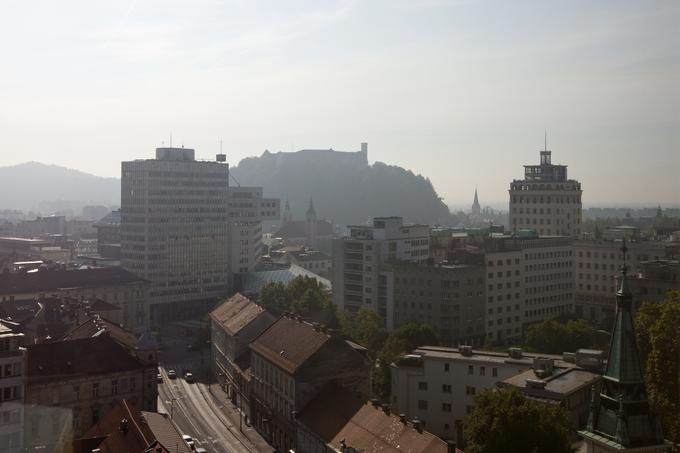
[579,241,669,452]
[306,198,317,249]
[282,198,292,225]
[471,187,481,216]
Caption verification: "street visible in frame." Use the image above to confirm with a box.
[157,337,273,453]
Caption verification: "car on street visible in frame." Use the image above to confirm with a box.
[195,448,208,453]
[156,373,163,383]
[186,344,194,351]
[168,370,177,379]
[182,434,195,449]
[185,372,195,383]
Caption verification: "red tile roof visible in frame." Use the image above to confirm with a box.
[210,293,271,336]
[77,399,191,453]
[0,266,145,295]
[299,385,457,453]
[27,335,144,383]
[60,316,138,350]
[250,316,331,374]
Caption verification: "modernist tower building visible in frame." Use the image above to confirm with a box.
[121,147,230,324]
[508,148,582,237]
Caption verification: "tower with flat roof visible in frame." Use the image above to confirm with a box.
[508,144,582,237]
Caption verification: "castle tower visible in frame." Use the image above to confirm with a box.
[283,198,292,225]
[579,241,669,452]
[306,198,317,249]
[471,187,481,216]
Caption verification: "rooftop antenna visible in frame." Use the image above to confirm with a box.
[544,129,547,151]
[220,139,223,154]
[621,238,628,274]
[170,131,172,148]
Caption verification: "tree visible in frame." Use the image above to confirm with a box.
[341,307,388,357]
[464,387,574,453]
[635,291,680,444]
[258,276,338,327]
[525,318,607,354]
[373,322,441,399]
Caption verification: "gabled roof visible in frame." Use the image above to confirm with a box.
[210,293,271,336]
[274,220,334,238]
[298,384,454,453]
[250,316,331,374]
[0,266,145,295]
[78,400,191,453]
[60,316,138,351]
[27,335,144,383]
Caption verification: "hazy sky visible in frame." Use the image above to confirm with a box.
[1,0,678,208]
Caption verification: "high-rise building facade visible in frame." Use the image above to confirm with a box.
[509,149,582,237]
[121,147,230,324]
[331,217,430,323]
[228,186,280,274]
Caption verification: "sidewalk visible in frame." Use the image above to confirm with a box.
[204,381,274,452]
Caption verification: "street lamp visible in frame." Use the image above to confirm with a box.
[169,397,177,420]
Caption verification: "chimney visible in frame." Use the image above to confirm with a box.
[412,418,423,433]
[370,398,380,408]
[119,418,129,434]
[399,414,407,423]
[446,440,457,453]
[381,403,391,415]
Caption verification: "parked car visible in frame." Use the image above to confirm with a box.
[156,373,163,383]
[182,434,195,449]
[168,370,177,379]
[185,372,195,383]
[195,448,208,453]
[186,344,194,351]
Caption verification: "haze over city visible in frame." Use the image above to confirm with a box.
[1,0,678,206]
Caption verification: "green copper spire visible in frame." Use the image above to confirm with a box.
[580,239,666,450]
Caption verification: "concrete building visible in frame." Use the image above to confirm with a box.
[0,267,150,334]
[285,249,331,277]
[383,261,486,346]
[499,352,602,431]
[296,383,459,453]
[509,149,582,237]
[121,147,230,324]
[17,216,67,238]
[92,209,121,259]
[627,259,680,311]
[573,239,666,324]
[390,345,574,441]
[0,320,25,453]
[210,293,276,423]
[24,332,158,451]
[332,217,430,323]
[249,315,370,452]
[228,186,280,274]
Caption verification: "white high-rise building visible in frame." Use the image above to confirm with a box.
[331,217,430,324]
[121,147,230,324]
[228,186,280,274]
[509,149,582,237]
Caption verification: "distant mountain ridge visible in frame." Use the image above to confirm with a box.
[231,145,451,226]
[0,162,119,212]
[0,151,452,225]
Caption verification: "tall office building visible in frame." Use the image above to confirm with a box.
[228,186,280,274]
[121,147,230,324]
[509,148,582,237]
[331,217,430,325]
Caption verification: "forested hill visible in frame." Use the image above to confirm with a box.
[231,148,451,226]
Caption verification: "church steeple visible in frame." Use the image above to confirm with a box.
[579,239,668,451]
[471,187,481,216]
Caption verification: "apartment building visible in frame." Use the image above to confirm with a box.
[390,346,575,440]
[210,293,276,422]
[121,147,230,324]
[0,267,149,334]
[24,334,157,450]
[0,321,25,453]
[383,261,486,345]
[228,186,280,274]
[249,315,370,452]
[509,149,582,237]
[573,239,666,323]
[627,259,680,310]
[332,217,430,322]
